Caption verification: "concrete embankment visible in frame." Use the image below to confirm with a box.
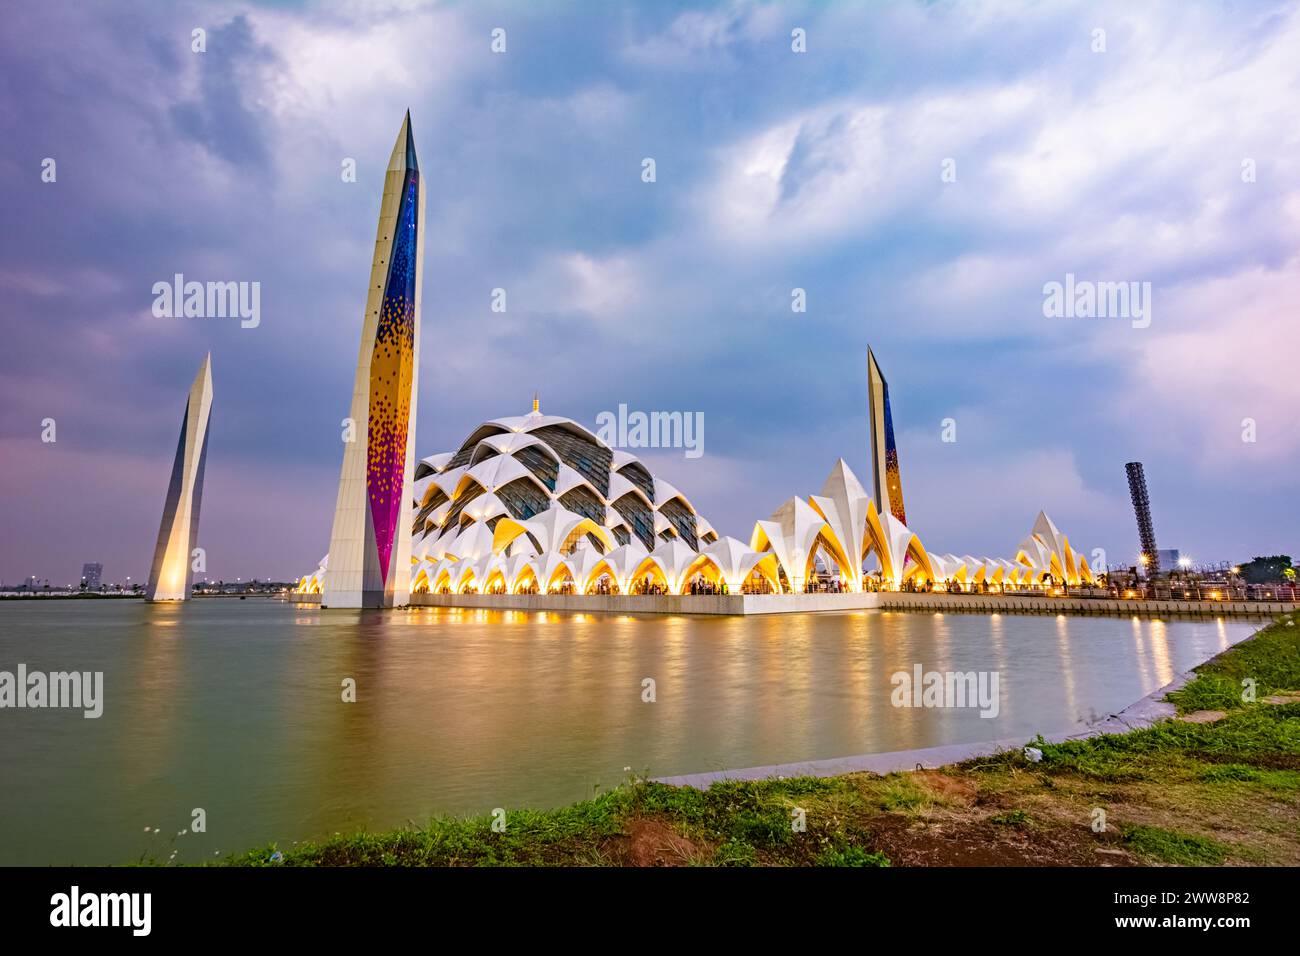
[291,590,1292,618]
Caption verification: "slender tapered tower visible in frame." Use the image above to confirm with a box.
[145,353,213,601]
[323,112,425,608]
[867,347,907,524]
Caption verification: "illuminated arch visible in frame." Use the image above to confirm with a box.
[432,565,455,594]
[453,564,479,594]
[629,556,669,594]
[544,561,575,593]
[510,563,539,594]
[411,567,431,594]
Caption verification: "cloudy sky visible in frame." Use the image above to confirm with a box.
[2,0,1298,585]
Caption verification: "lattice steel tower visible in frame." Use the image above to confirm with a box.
[1125,461,1159,577]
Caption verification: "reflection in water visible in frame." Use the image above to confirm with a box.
[119,603,187,784]
[988,613,1007,695]
[1131,616,1151,690]
[0,600,1258,865]
[1149,619,1173,688]
[1055,615,1078,721]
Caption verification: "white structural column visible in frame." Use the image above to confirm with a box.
[324,112,425,608]
[145,353,213,602]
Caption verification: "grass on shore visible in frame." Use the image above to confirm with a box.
[224,614,1299,867]
[1166,614,1300,713]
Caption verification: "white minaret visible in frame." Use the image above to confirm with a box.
[146,353,213,602]
[323,112,425,608]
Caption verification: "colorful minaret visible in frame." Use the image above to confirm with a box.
[323,112,425,608]
[867,347,906,524]
[145,353,213,601]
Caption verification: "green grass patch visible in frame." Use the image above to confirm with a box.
[1122,824,1227,865]
[1168,616,1300,713]
[1198,763,1300,791]
[965,618,1300,779]
[1166,675,1242,714]
[876,777,936,812]
[714,837,759,866]
[814,845,891,867]
[231,790,628,867]
[990,809,1029,826]
[987,702,1300,783]
[1200,763,1263,783]
[630,778,819,845]
[729,807,793,846]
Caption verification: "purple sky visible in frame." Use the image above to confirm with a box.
[2,0,1298,585]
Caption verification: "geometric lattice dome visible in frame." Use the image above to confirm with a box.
[412,403,716,563]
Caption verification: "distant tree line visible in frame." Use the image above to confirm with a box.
[1237,555,1294,584]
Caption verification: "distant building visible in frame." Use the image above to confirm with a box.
[1156,549,1182,570]
[24,576,38,590]
[81,563,103,588]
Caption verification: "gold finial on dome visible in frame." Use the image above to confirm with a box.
[532,391,540,414]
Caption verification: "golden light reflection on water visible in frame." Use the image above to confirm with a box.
[116,602,191,784]
[1148,619,1173,688]
[845,614,873,747]
[754,615,810,762]
[988,613,1008,720]
[655,616,692,757]
[1131,615,1151,689]
[932,612,951,664]
[1054,614,1078,721]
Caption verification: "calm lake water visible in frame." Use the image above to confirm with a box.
[0,598,1255,865]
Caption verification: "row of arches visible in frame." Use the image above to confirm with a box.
[412,549,782,597]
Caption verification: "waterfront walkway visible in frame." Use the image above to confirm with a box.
[326,590,1298,617]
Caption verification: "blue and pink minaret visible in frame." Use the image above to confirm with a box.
[323,112,424,608]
